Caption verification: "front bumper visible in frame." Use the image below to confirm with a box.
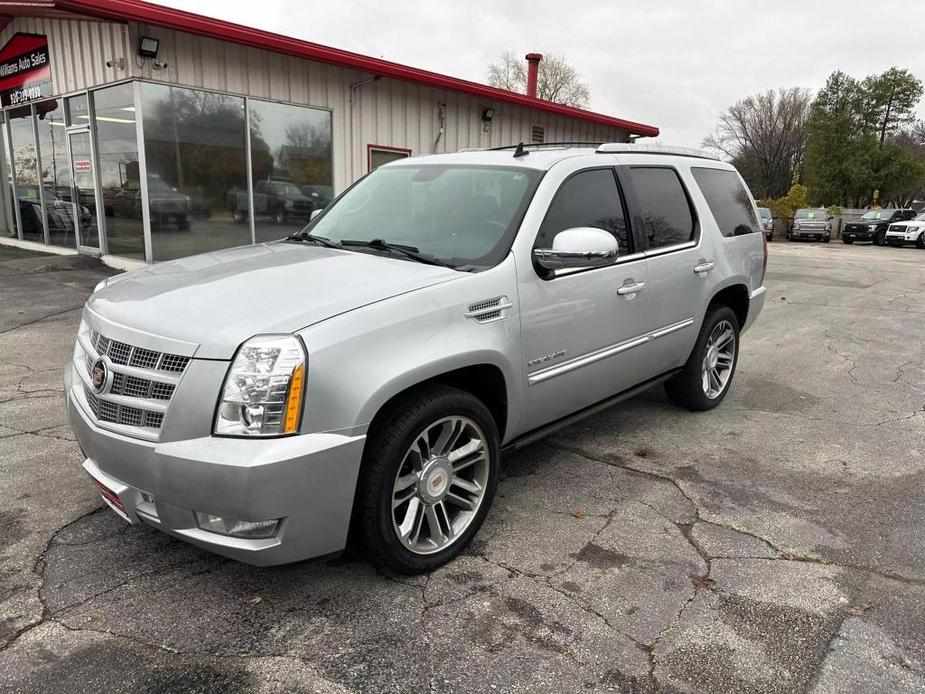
[790,229,829,240]
[885,232,918,244]
[67,368,365,566]
[842,228,877,241]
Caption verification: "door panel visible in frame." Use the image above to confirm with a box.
[517,166,661,433]
[519,258,655,432]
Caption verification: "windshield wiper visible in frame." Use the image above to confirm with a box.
[286,232,341,249]
[340,239,455,268]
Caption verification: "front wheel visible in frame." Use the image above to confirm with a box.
[843,237,854,244]
[665,306,740,411]
[357,385,500,574]
[874,231,885,246]
[916,234,925,250]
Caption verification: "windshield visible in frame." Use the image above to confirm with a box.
[757,207,772,219]
[794,209,825,220]
[859,209,895,221]
[300,164,542,269]
[914,212,925,222]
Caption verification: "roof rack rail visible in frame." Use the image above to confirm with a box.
[488,141,605,152]
[596,143,720,160]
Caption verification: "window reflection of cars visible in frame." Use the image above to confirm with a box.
[111,175,191,230]
[15,185,90,234]
[256,179,314,224]
[300,184,332,210]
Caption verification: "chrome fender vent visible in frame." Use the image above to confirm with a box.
[465,296,512,324]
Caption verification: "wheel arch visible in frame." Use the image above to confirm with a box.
[707,283,749,329]
[361,359,512,445]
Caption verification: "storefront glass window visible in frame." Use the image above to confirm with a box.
[140,83,249,260]
[93,83,143,259]
[8,106,43,243]
[35,99,75,248]
[248,99,333,244]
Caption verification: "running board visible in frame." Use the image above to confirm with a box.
[501,369,681,453]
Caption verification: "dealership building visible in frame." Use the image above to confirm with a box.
[0,0,659,264]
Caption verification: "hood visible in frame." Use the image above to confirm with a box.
[88,241,462,359]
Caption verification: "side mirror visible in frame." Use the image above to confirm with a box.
[533,227,619,271]
[310,208,323,221]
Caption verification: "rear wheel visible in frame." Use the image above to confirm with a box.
[665,306,740,411]
[357,385,500,574]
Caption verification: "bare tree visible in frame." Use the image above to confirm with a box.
[487,51,590,109]
[703,88,812,199]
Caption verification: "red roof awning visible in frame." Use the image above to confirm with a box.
[6,0,659,137]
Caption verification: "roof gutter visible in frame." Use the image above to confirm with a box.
[50,0,659,137]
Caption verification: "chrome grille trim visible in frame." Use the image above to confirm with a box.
[76,328,191,439]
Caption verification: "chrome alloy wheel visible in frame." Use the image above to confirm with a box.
[391,416,490,555]
[702,319,736,399]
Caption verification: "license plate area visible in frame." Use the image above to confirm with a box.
[93,479,131,523]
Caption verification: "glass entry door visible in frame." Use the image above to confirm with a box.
[67,129,100,250]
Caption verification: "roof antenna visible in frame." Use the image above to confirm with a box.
[512,142,528,158]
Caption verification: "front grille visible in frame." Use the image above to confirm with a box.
[889,225,905,232]
[90,331,190,373]
[84,386,164,429]
[80,329,190,436]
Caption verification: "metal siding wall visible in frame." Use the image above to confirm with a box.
[1,17,630,194]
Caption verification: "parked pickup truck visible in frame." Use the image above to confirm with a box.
[66,143,767,574]
[842,208,917,245]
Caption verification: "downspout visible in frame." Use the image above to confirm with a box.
[349,75,380,178]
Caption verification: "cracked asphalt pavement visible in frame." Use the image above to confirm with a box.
[1,242,924,693]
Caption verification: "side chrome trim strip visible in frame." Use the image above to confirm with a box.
[528,317,694,386]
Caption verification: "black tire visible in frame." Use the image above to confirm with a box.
[274,208,288,225]
[357,385,500,574]
[842,237,853,244]
[664,306,740,412]
[874,230,885,246]
[786,233,792,241]
[232,208,247,223]
[916,234,925,250]
[823,236,831,243]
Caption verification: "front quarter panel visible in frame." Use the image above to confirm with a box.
[297,255,522,442]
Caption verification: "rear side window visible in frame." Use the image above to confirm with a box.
[627,167,695,250]
[691,167,760,238]
[536,168,630,255]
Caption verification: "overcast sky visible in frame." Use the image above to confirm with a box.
[158,0,925,147]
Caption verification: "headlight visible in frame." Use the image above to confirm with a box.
[214,334,306,437]
[908,226,918,232]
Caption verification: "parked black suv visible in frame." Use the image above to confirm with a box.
[842,208,917,245]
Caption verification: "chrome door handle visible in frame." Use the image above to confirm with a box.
[617,281,646,296]
[693,261,715,275]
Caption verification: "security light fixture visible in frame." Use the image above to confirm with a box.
[138,36,159,59]
[481,107,495,123]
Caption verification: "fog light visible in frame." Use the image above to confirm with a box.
[195,512,280,539]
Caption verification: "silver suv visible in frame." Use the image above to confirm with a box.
[66,143,767,574]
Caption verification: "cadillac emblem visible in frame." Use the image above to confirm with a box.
[91,358,109,394]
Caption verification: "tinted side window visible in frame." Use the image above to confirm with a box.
[628,167,695,249]
[691,167,760,238]
[536,169,629,254]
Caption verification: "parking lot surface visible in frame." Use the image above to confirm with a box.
[1,241,923,693]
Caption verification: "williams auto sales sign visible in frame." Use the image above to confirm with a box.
[0,33,53,108]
